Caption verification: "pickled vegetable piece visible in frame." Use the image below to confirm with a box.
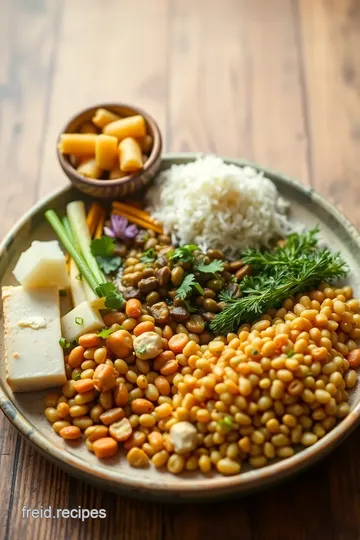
[95,134,118,170]
[58,134,97,156]
[119,137,143,173]
[104,115,146,140]
[92,108,121,129]
[77,158,103,179]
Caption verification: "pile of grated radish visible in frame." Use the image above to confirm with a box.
[146,156,293,257]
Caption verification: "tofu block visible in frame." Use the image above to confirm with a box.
[13,240,69,290]
[61,301,104,342]
[2,286,66,392]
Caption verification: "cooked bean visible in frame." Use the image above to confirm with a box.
[109,418,132,441]
[92,437,118,458]
[59,426,81,440]
[68,346,85,368]
[93,364,118,392]
[99,407,124,425]
[156,266,171,286]
[138,276,158,292]
[203,298,219,313]
[186,315,205,334]
[146,291,160,306]
[127,447,149,468]
[171,267,185,286]
[131,398,155,414]
[106,329,133,357]
[78,333,102,348]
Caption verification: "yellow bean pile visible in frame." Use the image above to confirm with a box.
[45,284,360,476]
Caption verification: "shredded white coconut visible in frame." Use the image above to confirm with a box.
[146,156,293,257]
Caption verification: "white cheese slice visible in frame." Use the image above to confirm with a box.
[13,240,69,290]
[2,285,66,392]
[61,301,105,342]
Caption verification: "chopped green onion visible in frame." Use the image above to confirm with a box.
[75,317,84,325]
[59,337,71,349]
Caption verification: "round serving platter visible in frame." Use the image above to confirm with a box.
[1,153,360,502]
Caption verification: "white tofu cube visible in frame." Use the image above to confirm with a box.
[13,240,69,290]
[61,301,104,343]
[2,286,66,392]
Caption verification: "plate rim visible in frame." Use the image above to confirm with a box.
[1,152,360,500]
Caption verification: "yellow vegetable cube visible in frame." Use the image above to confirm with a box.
[95,134,118,170]
[58,134,97,156]
[77,158,103,179]
[118,137,143,173]
[104,115,146,140]
[92,108,121,129]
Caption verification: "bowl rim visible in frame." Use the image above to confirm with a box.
[1,152,360,500]
[56,102,162,188]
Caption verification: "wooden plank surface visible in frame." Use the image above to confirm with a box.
[1,0,360,538]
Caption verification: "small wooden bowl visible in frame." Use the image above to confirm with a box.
[56,103,162,199]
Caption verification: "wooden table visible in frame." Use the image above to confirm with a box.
[1,0,360,538]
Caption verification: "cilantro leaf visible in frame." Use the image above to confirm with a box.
[91,236,115,257]
[176,274,204,299]
[167,244,199,263]
[136,344,147,355]
[140,248,157,263]
[196,259,224,274]
[95,282,125,309]
[104,291,125,309]
[97,327,117,339]
[96,255,122,275]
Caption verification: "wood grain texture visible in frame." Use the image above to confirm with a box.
[1,0,360,538]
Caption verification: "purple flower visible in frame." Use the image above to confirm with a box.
[104,215,138,240]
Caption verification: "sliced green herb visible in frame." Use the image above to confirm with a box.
[97,327,117,339]
[140,248,157,263]
[193,282,205,295]
[287,349,295,358]
[136,344,147,355]
[91,236,115,257]
[167,244,199,263]
[75,317,84,325]
[74,373,81,381]
[196,259,224,274]
[252,349,259,356]
[218,416,233,431]
[59,337,71,349]
[96,255,122,275]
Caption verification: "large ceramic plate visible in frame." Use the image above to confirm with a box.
[1,154,360,502]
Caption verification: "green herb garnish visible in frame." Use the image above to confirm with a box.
[96,255,122,275]
[211,229,348,334]
[136,344,147,355]
[75,317,84,325]
[94,282,124,309]
[140,248,157,263]
[97,327,117,339]
[252,349,258,356]
[59,337,71,349]
[91,236,115,257]
[287,349,295,358]
[184,300,198,313]
[74,373,81,381]
[176,274,204,300]
[167,244,199,263]
[196,259,224,274]
[218,416,233,431]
